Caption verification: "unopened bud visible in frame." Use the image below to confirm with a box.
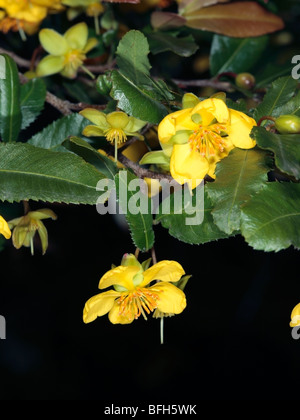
[275,115,300,134]
[235,73,256,90]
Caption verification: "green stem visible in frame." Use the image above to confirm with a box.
[94,15,100,35]
[160,317,164,345]
[30,237,34,256]
[114,139,118,163]
[80,65,95,80]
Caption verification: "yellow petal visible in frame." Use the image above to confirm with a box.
[83,37,99,54]
[82,125,105,137]
[290,303,300,327]
[124,116,146,133]
[0,215,11,240]
[108,302,135,324]
[106,112,130,129]
[28,209,57,221]
[99,266,140,291]
[141,260,185,287]
[64,22,88,50]
[79,108,108,128]
[170,143,209,185]
[150,282,186,314]
[182,92,200,109]
[227,109,256,149]
[158,109,191,144]
[36,55,65,77]
[83,290,120,323]
[39,29,68,56]
[193,98,230,124]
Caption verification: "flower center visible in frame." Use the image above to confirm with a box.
[117,287,159,321]
[188,123,228,157]
[64,49,86,69]
[105,128,127,144]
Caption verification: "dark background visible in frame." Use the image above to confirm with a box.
[0,202,299,401]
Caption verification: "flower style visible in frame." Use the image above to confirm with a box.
[36,22,98,79]
[157,95,257,188]
[290,303,300,328]
[83,254,187,324]
[80,109,146,145]
[0,215,11,240]
[8,208,57,255]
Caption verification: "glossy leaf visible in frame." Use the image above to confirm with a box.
[241,182,300,252]
[116,30,151,85]
[183,2,284,38]
[0,54,22,142]
[254,76,298,121]
[20,78,47,130]
[147,32,198,57]
[110,70,169,124]
[206,148,270,234]
[0,143,106,204]
[115,170,155,252]
[156,189,229,245]
[251,126,300,180]
[28,113,90,152]
[63,136,118,179]
[210,34,268,76]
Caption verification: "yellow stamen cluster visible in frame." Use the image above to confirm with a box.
[64,49,86,71]
[105,128,127,144]
[188,123,227,157]
[117,287,159,321]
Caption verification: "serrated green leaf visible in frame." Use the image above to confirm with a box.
[28,113,90,152]
[254,76,298,121]
[241,182,300,252]
[115,170,155,252]
[63,136,118,179]
[210,35,268,77]
[206,148,270,235]
[0,142,105,204]
[116,30,151,85]
[273,90,300,117]
[252,126,300,180]
[110,70,168,124]
[156,189,229,245]
[20,78,46,130]
[0,54,22,142]
[147,31,198,57]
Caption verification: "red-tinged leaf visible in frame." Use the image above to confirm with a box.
[183,1,284,38]
[151,11,187,30]
[103,0,140,3]
[178,0,230,14]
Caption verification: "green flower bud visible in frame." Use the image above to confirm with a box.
[275,115,300,134]
[96,74,112,96]
[235,73,256,90]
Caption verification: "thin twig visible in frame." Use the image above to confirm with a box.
[171,78,232,92]
[117,152,173,181]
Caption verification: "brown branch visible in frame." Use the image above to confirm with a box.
[117,152,173,181]
[19,72,106,115]
[171,78,232,92]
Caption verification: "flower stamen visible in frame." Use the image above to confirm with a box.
[188,122,228,157]
[117,287,159,321]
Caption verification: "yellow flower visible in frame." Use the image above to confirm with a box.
[8,208,57,255]
[36,22,98,79]
[0,215,11,240]
[290,303,300,328]
[62,0,103,16]
[80,109,146,145]
[83,254,187,324]
[157,95,256,188]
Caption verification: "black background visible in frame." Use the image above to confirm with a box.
[0,201,299,401]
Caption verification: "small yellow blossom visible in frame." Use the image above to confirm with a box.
[36,22,98,79]
[8,208,57,255]
[62,0,104,17]
[155,94,256,189]
[83,253,187,324]
[0,215,11,240]
[290,303,300,328]
[80,109,146,161]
